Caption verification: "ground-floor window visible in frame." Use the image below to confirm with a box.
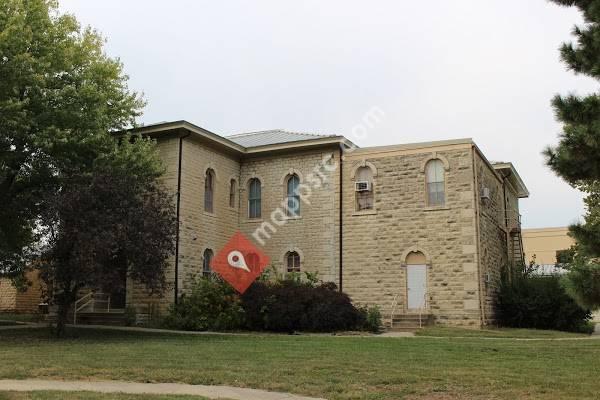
[286,251,301,273]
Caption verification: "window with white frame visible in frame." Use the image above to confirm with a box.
[286,174,300,217]
[248,178,261,219]
[425,159,445,206]
[204,169,215,213]
[286,251,301,273]
[355,166,374,211]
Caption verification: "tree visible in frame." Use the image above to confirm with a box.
[545,0,600,309]
[0,0,143,278]
[0,0,177,336]
[39,138,176,336]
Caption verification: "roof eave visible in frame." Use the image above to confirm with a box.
[123,121,247,153]
[119,121,355,156]
[493,162,530,198]
[245,136,354,154]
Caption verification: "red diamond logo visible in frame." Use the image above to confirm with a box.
[211,231,270,294]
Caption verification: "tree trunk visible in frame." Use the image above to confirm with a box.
[55,301,70,338]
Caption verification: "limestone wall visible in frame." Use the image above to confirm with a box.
[178,137,241,292]
[239,147,340,283]
[475,152,510,324]
[0,278,17,311]
[341,143,482,326]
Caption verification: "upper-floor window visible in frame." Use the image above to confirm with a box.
[202,248,213,277]
[425,159,445,206]
[286,174,300,217]
[204,169,215,213]
[248,178,261,219]
[286,251,301,273]
[355,166,374,211]
[229,179,237,208]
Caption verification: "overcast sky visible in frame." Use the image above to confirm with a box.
[59,0,597,229]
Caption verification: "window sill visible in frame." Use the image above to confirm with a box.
[352,210,377,216]
[283,216,302,220]
[423,206,450,212]
[203,211,217,218]
[244,218,264,223]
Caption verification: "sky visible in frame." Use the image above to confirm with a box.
[58,0,598,229]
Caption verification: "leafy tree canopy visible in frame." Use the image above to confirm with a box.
[545,0,600,309]
[0,0,145,276]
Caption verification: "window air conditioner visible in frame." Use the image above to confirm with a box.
[355,181,371,192]
[481,187,491,200]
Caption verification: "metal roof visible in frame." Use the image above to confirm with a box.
[227,129,338,147]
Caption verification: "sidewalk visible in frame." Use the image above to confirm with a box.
[0,379,325,400]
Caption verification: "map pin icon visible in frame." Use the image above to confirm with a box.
[227,250,251,272]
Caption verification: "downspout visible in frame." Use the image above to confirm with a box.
[339,145,344,293]
[471,145,486,327]
[174,131,191,305]
[501,170,512,278]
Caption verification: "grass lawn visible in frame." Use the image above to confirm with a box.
[415,326,591,339]
[0,392,208,400]
[0,327,599,400]
[0,314,41,323]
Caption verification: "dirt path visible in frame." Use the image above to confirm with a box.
[0,379,325,400]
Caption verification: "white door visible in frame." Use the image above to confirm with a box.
[407,264,427,310]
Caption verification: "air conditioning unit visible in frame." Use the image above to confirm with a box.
[485,272,492,284]
[355,181,371,192]
[481,187,491,200]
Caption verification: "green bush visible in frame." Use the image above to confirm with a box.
[358,305,383,333]
[241,277,368,333]
[497,268,592,333]
[163,277,244,331]
[164,272,378,333]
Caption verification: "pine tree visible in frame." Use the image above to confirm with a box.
[545,0,600,309]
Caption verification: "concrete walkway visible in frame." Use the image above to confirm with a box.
[1,321,599,339]
[0,379,325,400]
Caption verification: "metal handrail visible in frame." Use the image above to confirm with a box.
[73,292,111,325]
[389,293,400,328]
[504,210,522,231]
[418,293,429,328]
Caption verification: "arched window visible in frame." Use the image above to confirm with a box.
[202,249,213,277]
[355,166,374,211]
[425,160,445,206]
[229,179,237,208]
[204,169,215,213]
[248,178,261,219]
[286,251,301,273]
[286,174,300,217]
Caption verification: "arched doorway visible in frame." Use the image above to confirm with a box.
[405,251,428,311]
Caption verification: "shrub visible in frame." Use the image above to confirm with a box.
[163,271,376,333]
[358,305,383,333]
[497,268,592,333]
[241,278,366,333]
[163,277,244,331]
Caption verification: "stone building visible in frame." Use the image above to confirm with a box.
[0,271,43,314]
[123,120,528,328]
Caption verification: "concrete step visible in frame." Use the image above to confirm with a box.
[74,312,127,326]
[388,327,422,332]
[388,314,433,332]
